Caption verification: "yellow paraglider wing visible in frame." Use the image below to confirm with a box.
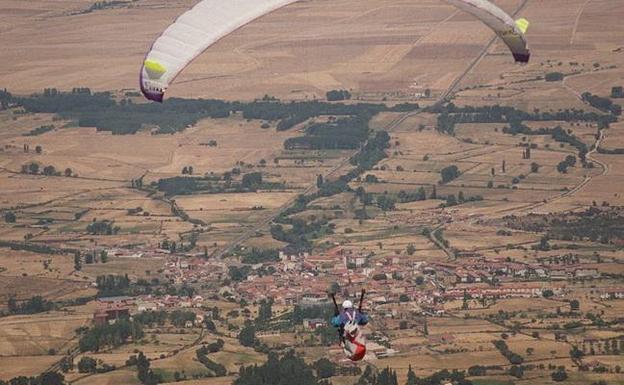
[144,59,167,80]
[515,18,530,34]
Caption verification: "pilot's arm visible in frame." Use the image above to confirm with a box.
[331,314,344,328]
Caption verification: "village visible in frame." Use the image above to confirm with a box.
[93,244,620,326]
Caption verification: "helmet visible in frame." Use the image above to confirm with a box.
[342,300,353,309]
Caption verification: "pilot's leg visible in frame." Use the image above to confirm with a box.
[343,339,355,356]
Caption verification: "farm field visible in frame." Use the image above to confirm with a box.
[0,0,623,384]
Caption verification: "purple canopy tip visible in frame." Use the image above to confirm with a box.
[142,89,164,103]
[513,52,530,63]
[140,71,164,103]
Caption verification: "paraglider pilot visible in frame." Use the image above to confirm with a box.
[330,290,369,361]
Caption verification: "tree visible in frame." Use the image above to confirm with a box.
[100,250,108,263]
[238,325,256,347]
[316,174,324,188]
[137,351,149,382]
[313,358,336,379]
[235,351,318,385]
[364,174,379,183]
[570,346,584,359]
[35,145,42,154]
[204,319,216,331]
[29,162,40,174]
[64,168,72,177]
[406,365,417,385]
[565,154,577,167]
[542,289,554,298]
[468,365,486,376]
[4,211,16,223]
[7,295,18,313]
[135,351,161,385]
[256,299,273,323]
[509,365,524,378]
[376,195,396,211]
[570,299,580,311]
[531,162,540,173]
[440,165,460,183]
[376,367,398,385]
[242,172,263,189]
[537,236,551,251]
[39,372,65,385]
[77,356,98,373]
[545,72,565,81]
[551,367,567,382]
[74,253,82,271]
[59,356,73,373]
[326,89,351,101]
[406,244,416,255]
[43,165,57,176]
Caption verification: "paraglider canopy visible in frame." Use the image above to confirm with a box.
[140,0,530,102]
[444,0,530,63]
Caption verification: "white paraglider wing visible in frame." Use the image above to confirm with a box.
[141,0,530,102]
[444,0,530,63]
[140,0,299,102]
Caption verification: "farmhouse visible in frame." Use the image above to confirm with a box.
[93,297,133,325]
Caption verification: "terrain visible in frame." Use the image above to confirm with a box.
[0,0,623,385]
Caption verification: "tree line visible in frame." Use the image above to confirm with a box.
[155,172,283,196]
[434,102,617,135]
[78,318,143,352]
[196,340,227,377]
[271,129,391,250]
[582,92,622,116]
[6,87,419,136]
[6,295,54,315]
[503,121,589,161]
[234,351,329,385]
[0,372,65,385]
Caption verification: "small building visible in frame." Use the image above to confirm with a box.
[137,301,158,312]
[550,269,570,280]
[303,318,326,330]
[574,268,600,279]
[93,303,131,326]
[600,288,624,300]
